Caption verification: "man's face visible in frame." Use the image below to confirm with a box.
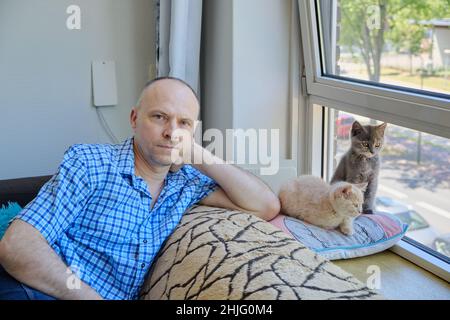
[130,79,199,167]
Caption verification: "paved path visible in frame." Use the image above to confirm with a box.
[379,168,450,236]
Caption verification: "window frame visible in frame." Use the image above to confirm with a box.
[299,0,450,140]
[297,0,450,282]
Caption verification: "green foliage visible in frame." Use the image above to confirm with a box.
[338,0,450,81]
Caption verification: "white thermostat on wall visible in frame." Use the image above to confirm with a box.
[92,60,118,106]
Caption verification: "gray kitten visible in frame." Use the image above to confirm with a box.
[331,121,387,214]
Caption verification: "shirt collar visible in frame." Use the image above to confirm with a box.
[116,137,186,196]
[116,137,136,177]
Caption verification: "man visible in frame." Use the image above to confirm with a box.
[0,77,280,300]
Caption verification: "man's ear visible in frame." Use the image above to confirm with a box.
[130,107,138,129]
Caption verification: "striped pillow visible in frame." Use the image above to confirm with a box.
[269,212,408,260]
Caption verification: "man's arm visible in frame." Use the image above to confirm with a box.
[192,144,280,221]
[0,145,102,300]
[0,220,102,300]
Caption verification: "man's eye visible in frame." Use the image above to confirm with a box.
[153,114,164,120]
[181,121,191,127]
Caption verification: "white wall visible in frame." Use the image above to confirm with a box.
[233,0,292,158]
[201,0,300,192]
[0,0,154,179]
[201,0,233,134]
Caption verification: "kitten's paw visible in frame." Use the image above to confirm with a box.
[340,225,354,236]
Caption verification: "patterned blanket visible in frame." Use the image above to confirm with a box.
[139,206,383,300]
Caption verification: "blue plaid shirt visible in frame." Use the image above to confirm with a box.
[15,137,218,300]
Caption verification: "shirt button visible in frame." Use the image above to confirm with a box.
[141,263,145,268]
[143,239,147,244]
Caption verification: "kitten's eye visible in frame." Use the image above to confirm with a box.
[375,143,381,148]
[362,142,369,148]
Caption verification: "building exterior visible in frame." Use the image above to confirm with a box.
[422,19,450,69]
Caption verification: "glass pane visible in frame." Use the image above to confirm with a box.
[317,0,450,97]
[333,110,450,259]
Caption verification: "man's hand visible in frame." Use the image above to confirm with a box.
[168,130,280,220]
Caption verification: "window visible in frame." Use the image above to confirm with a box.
[333,110,450,261]
[298,0,450,280]
[317,0,450,98]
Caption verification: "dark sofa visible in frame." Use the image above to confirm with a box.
[0,176,52,208]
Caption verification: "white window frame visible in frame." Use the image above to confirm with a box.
[297,0,450,282]
[299,0,450,140]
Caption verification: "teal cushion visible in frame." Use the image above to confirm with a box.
[0,202,22,240]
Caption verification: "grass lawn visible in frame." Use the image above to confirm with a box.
[380,67,450,94]
[339,62,450,94]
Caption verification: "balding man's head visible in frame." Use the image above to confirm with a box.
[136,77,199,115]
[130,77,200,167]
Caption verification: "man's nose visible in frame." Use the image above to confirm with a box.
[163,120,179,140]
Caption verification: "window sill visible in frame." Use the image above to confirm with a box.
[390,239,450,283]
[334,248,450,300]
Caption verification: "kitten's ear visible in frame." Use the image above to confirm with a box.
[351,121,363,137]
[377,122,387,135]
[353,182,368,193]
[338,185,352,199]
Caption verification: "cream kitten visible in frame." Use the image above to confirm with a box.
[278,175,367,236]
